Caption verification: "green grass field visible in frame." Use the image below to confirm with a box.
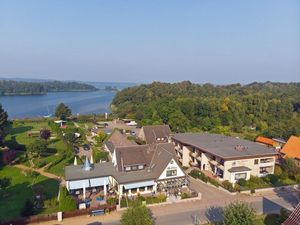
[0,165,59,222]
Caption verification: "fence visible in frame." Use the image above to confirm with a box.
[0,204,116,225]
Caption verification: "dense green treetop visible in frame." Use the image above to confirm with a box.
[55,103,72,120]
[112,81,300,139]
[0,80,98,95]
[0,104,8,145]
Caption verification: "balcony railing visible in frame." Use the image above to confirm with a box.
[208,159,224,170]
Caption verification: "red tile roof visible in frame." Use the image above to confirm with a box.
[255,136,274,146]
[280,136,300,159]
[283,202,300,225]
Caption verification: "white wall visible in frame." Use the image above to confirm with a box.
[158,158,185,180]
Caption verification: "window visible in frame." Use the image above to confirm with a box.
[235,173,247,180]
[260,158,273,163]
[138,165,144,170]
[254,159,259,165]
[131,165,138,171]
[125,166,131,171]
[166,169,177,177]
[260,167,268,173]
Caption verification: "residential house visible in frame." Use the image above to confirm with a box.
[138,125,171,144]
[104,130,138,158]
[255,136,281,150]
[65,143,187,198]
[280,136,300,166]
[282,202,300,225]
[171,133,277,184]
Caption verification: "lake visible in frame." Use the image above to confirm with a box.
[0,82,137,119]
[0,91,117,119]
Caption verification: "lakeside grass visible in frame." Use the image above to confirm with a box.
[0,165,59,222]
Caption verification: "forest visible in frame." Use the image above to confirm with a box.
[111,81,300,140]
[0,80,98,95]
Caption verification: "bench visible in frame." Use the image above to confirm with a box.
[91,209,105,216]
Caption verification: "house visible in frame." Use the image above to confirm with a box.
[280,136,300,166]
[104,130,138,158]
[65,143,187,198]
[138,125,171,144]
[255,136,281,150]
[171,133,277,184]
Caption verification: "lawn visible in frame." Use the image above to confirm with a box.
[0,165,59,222]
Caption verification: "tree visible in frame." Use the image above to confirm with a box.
[55,103,71,120]
[64,132,77,145]
[284,158,296,178]
[120,203,155,225]
[40,128,51,140]
[0,104,8,145]
[21,199,34,217]
[28,139,48,158]
[0,177,11,191]
[59,187,77,212]
[95,131,107,145]
[223,201,256,225]
[168,110,190,132]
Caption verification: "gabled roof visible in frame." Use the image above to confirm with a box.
[283,202,300,225]
[255,136,274,146]
[115,145,153,171]
[280,136,300,159]
[105,130,137,153]
[65,143,184,184]
[141,125,171,144]
[172,133,277,160]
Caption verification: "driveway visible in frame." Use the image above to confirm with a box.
[35,188,298,225]
[189,177,233,202]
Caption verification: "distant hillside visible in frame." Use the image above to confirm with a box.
[0,80,98,96]
[112,81,300,139]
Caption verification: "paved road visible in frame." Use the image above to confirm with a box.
[36,188,299,225]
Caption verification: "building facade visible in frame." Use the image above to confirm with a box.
[172,133,277,183]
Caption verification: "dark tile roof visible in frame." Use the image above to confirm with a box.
[172,133,277,160]
[115,145,151,171]
[65,162,117,181]
[105,130,137,153]
[65,143,184,184]
[228,166,251,173]
[141,125,171,144]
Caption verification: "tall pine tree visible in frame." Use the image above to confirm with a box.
[0,104,8,146]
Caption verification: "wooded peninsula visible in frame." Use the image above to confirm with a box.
[111,81,300,139]
[0,80,98,96]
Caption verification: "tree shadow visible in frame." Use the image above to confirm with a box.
[9,126,33,136]
[273,186,299,208]
[205,206,223,223]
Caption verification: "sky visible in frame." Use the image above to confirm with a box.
[0,0,299,84]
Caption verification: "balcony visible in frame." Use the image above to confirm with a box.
[175,146,183,154]
[208,159,224,170]
[189,151,199,158]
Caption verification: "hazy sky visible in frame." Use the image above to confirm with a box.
[0,0,299,84]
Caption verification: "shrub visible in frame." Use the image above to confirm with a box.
[43,198,58,209]
[189,170,201,179]
[234,184,241,192]
[208,177,220,187]
[181,192,190,199]
[107,197,117,206]
[274,165,283,177]
[237,179,247,187]
[222,180,235,192]
[223,201,256,225]
[251,189,255,194]
[59,187,77,212]
[267,174,279,185]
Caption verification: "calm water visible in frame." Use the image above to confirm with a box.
[0,91,116,119]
